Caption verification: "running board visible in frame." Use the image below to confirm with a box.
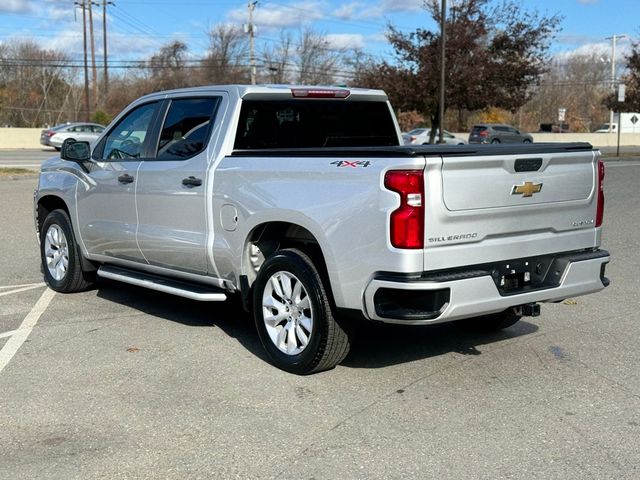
[97,265,228,302]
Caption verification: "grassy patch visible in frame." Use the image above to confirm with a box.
[0,167,38,176]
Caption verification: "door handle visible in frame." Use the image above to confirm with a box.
[182,176,202,187]
[118,173,134,184]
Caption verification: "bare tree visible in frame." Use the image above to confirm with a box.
[201,24,249,84]
[262,32,293,83]
[0,40,74,127]
[523,53,609,132]
[604,41,640,112]
[147,40,190,91]
[295,28,341,85]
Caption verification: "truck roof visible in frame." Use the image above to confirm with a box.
[134,84,389,103]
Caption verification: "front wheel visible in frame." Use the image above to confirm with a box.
[40,209,95,292]
[252,249,351,374]
[491,139,501,144]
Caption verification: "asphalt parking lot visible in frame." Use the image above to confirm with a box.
[1,155,639,479]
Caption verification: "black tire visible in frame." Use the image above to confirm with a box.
[40,209,95,293]
[252,248,351,375]
[457,309,522,332]
[523,139,532,144]
[491,138,501,144]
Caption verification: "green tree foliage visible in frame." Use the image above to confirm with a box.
[355,0,561,140]
[91,109,111,126]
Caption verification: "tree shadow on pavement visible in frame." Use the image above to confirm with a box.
[95,278,539,371]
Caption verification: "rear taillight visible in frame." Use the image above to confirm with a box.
[384,170,425,249]
[46,131,56,137]
[596,159,605,227]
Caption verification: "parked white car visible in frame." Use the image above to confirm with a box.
[402,128,467,145]
[47,123,105,150]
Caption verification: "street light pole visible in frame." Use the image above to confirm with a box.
[248,1,257,85]
[606,34,626,133]
[74,0,90,122]
[438,0,446,144]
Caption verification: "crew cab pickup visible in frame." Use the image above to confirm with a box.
[34,85,609,374]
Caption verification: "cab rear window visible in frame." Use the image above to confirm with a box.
[234,100,399,149]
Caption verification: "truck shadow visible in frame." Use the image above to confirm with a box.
[95,279,268,362]
[342,319,539,369]
[95,279,539,370]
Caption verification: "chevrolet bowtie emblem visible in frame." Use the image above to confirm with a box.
[512,181,543,197]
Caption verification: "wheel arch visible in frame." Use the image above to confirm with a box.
[239,220,341,310]
[242,221,332,284]
[36,194,96,273]
[37,194,70,234]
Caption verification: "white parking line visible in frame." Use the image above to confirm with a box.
[0,282,46,289]
[0,330,17,339]
[0,288,55,374]
[0,284,46,297]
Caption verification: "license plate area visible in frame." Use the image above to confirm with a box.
[491,257,556,295]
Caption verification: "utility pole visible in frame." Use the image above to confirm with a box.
[437,0,446,144]
[88,1,98,114]
[247,1,257,85]
[75,0,90,121]
[95,1,114,105]
[606,34,626,133]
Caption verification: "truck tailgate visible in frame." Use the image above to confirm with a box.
[424,149,600,271]
[442,152,594,210]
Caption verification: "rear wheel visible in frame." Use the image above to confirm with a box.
[523,139,532,144]
[252,248,351,374]
[491,138,501,144]
[457,309,521,332]
[40,209,95,292]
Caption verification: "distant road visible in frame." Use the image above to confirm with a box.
[0,149,58,168]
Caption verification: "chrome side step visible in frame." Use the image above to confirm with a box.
[97,265,228,302]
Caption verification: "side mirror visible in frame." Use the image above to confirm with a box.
[61,138,91,162]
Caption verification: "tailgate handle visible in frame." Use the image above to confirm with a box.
[515,158,542,172]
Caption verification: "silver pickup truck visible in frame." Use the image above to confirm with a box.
[34,85,609,374]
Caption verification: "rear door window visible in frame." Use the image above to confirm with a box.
[156,97,220,160]
[234,100,399,149]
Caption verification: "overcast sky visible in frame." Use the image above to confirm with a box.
[0,0,637,65]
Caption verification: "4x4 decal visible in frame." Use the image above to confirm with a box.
[330,160,371,168]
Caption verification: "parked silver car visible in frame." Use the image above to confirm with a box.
[44,123,105,150]
[402,128,467,145]
[40,123,71,147]
[469,124,533,144]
